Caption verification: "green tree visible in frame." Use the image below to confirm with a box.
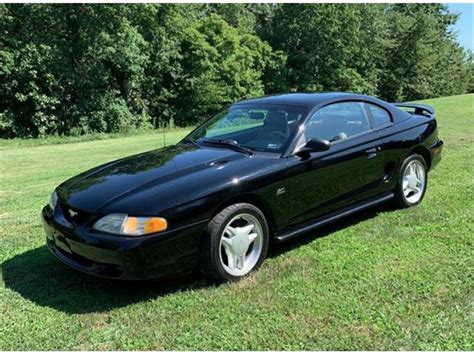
[174,14,280,126]
[379,4,469,101]
[467,52,474,93]
[0,4,471,138]
[0,5,151,136]
[266,4,389,94]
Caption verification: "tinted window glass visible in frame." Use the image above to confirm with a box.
[367,104,391,127]
[303,102,370,144]
[205,108,266,137]
[189,104,307,153]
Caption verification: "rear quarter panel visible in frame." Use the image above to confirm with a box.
[376,114,438,189]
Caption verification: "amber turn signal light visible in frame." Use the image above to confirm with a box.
[144,217,168,234]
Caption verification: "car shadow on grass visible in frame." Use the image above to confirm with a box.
[2,203,393,315]
[267,202,394,258]
[1,246,210,314]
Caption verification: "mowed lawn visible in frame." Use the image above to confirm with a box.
[0,95,472,350]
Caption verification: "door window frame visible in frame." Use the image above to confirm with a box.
[363,102,393,130]
[288,100,375,155]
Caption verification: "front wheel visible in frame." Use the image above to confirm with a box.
[394,154,428,208]
[199,203,269,282]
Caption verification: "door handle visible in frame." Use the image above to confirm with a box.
[366,147,379,159]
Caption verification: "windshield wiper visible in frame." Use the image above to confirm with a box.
[201,138,254,156]
[182,137,200,147]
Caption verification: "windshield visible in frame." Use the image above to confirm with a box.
[187,104,308,153]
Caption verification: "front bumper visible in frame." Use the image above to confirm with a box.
[42,206,207,280]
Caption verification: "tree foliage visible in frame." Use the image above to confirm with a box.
[378,4,470,101]
[265,4,390,94]
[0,4,470,138]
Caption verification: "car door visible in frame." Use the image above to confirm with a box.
[287,101,386,226]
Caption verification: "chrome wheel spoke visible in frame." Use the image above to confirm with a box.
[240,224,254,235]
[416,165,423,179]
[225,248,236,270]
[403,178,409,190]
[221,236,233,249]
[236,254,245,270]
[248,232,258,243]
[225,226,237,237]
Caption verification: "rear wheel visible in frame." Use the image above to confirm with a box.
[199,203,269,282]
[394,154,428,208]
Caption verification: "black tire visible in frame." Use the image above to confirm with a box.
[199,203,269,283]
[393,153,428,208]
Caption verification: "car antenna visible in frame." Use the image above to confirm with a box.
[163,121,166,147]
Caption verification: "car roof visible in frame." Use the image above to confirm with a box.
[234,92,379,109]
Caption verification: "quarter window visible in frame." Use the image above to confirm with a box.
[303,102,371,144]
[367,104,391,127]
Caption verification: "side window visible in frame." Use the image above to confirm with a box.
[367,104,391,127]
[304,102,370,144]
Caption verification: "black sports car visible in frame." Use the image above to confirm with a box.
[42,93,443,282]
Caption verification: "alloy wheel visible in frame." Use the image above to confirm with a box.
[402,159,426,204]
[219,213,264,276]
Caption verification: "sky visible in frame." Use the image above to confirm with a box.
[447,3,473,51]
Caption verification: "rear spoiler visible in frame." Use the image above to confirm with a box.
[392,103,435,117]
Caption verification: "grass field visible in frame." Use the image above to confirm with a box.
[1,94,473,350]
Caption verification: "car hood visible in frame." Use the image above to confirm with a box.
[57,143,247,214]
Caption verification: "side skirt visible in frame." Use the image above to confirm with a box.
[274,192,394,242]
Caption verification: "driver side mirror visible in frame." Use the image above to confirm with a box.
[295,138,330,158]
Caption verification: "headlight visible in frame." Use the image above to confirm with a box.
[49,191,58,210]
[92,214,168,236]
